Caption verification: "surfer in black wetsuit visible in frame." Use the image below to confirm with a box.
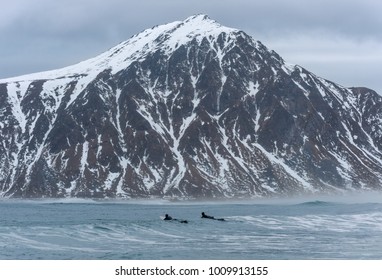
[163,214,173,220]
[163,214,188,223]
[201,212,225,221]
[201,212,214,219]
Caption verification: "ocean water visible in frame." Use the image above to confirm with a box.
[1,195,382,260]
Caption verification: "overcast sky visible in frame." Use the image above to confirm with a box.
[1,0,381,93]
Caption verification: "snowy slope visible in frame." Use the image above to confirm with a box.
[1,15,382,198]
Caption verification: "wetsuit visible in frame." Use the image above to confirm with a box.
[164,214,188,223]
[163,214,173,220]
[201,212,214,219]
[201,212,225,221]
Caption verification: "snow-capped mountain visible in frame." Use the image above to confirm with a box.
[1,15,382,198]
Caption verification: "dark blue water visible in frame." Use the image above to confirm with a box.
[1,196,382,259]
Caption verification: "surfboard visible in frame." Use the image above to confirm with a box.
[160,216,188,223]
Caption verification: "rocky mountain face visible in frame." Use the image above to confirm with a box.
[1,15,382,199]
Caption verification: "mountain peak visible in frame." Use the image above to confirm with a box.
[1,15,240,84]
[2,15,382,199]
[182,14,223,28]
[184,14,212,22]
[177,14,237,35]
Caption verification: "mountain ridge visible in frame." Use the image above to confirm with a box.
[1,15,382,199]
[0,15,238,83]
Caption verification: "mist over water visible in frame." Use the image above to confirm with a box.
[1,192,382,259]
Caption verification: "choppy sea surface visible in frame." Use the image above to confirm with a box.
[1,194,382,260]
